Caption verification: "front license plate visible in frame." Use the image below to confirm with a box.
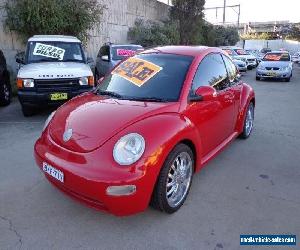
[43,162,64,183]
[50,93,68,101]
[267,71,277,76]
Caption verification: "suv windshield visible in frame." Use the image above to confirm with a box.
[263,52,290,61]
[27,41,85,63]
[96,53,193,102]
[111,46,143,60]
[233,49,249,55]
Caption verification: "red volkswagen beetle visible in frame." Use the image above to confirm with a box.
[34,46,255,216]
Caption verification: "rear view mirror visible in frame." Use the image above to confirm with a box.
[101,55,109,61]
[190,86,217,102]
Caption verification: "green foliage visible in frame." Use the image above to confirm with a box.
[241,32,273,40]
[212,25,240,46]
[128,19,179,48]
[170,0,205,45]
[285,25,300,41]
[4,0,104,43]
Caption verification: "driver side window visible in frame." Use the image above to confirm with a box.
[192,53,229,92]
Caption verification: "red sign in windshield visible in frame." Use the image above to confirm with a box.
[116,49,136,57]
[264,53,289,61]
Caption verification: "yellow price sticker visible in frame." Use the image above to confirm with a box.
[112,57,162,87]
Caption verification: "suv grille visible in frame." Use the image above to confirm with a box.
[35,78,80,92]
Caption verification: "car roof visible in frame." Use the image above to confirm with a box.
[141,46,220,56]
[28,35,81,43]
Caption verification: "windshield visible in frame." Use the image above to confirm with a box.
[111,46,143,60]
[233,49,249,55]
[96,53,193,102]
[263,53,290,61]
[27,41,84,63]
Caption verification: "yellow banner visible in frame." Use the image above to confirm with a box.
[112,57,162,87]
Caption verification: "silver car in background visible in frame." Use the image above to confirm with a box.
[233,58,247,72]
[256,51,293,82]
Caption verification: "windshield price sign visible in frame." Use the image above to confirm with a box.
[112,57,162,87]
[33,43,65,60]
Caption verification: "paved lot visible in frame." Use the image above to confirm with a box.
[1,68,300,250]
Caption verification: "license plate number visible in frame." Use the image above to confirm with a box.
[50,93,68,101]
[267,71,277,76]
[43,162,64,183]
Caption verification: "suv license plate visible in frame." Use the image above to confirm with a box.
[50,93,68,101]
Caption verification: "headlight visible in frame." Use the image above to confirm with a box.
[113,133,145,165]
[17,78,34,88]
[281,66,289,71]
[79,76,89,85]
[79,76,94,86]
[43,111,56,131]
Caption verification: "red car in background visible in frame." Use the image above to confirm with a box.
[34,46,255,216]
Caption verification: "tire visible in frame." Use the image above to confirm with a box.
[239,102,254,139]
[151,143,194,214]
[256,76,260,81]
[21,105,35,117]
[0,81,12,106]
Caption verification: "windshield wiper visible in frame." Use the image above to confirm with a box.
[126,97,169,102]
[97,90,123,99]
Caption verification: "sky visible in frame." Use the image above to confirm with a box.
[204,0,300,24]
[158,0,300,24]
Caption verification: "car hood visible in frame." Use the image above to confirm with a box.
[49,93,178,153]
[259,61,290,68]
[18,62,92,79]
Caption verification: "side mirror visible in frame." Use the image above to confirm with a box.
[190,86,217,102]
[101,55,109,61]
[15,51,25,64]
[87,57,94,64]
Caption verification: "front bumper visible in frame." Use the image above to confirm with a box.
[237,65,247,72]
[34,129,159,216]
[256,69,292,79]
[18,87,93,107]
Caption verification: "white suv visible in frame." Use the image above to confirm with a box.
[16,35,94,116]
[221,46,257,69]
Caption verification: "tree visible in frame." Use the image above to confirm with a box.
[128,19,179,47]
[4,0,104,43]
[213,26,240,46]
[170,0,205,45]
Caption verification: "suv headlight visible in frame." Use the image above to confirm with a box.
[17,78,34,88]
[79,76,94,86]
[113,133,145,165]
[43,111,56,131]
[79,76,89,85]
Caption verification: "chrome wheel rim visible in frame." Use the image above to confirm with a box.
[245,104,254,136]
[3,84,10,101]
[166,152,193,208]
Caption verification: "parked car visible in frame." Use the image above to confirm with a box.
[0,49,11,106]
[95,43,143,81]
[260,48,272,54]
[35,46,255,216]
[221,46,257,69]
[256,51,293,82]
[233,58,247,72]
[291,52,300,63]
[16,35,94,116]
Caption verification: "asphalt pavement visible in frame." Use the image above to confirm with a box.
[0,68,300,250]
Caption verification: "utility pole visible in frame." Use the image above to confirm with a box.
[223,0,226,24]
